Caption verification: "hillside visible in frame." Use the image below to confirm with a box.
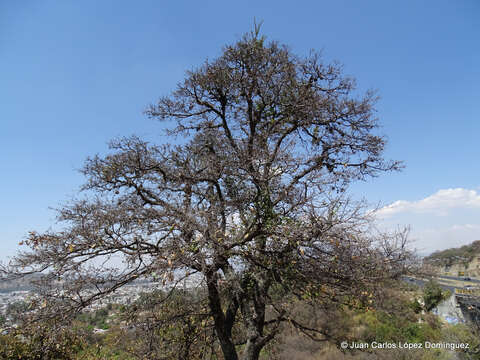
[424,241,480,278]
[426,240,480,265]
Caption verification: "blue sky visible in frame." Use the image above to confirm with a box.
[1,0,479,260]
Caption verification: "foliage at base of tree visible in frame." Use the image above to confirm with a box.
[0,323,84,360]
[271,284,480,360]
[2,282,479,360]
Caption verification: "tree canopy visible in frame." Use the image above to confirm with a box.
[3,27,413,360]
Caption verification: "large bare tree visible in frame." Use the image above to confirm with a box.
[3,27,413,360]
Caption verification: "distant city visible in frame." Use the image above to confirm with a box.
[0,278,198,328]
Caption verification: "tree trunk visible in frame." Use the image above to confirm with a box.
[206,273,239,360]
[241,340,262,360]
[219,341,239,360]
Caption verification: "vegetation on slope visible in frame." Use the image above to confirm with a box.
[1,281,479,360]
[426,240,480,266]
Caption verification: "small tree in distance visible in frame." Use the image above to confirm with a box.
[423,280,448,312]
[3,25,413,360]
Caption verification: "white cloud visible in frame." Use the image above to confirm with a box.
[372,188,480,253]
[412,224,480,254]
[375,188,480,218]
